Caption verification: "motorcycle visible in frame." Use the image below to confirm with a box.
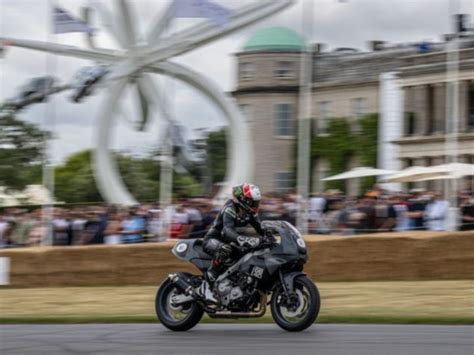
[155,221,320,332]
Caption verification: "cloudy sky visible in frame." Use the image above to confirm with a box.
[1,0,473,163]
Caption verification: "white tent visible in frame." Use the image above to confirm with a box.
[384,163,474,183]
[383,166,448,183]
[322,167,396,181]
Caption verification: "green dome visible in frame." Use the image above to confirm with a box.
[243,27,305,52]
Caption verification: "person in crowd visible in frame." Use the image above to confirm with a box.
[52,209,71,246]
[308,192,326,233]
[147,208,167,242]
[392,193,410,231]
[406,189,428,231]
[424,192,449,231]
[104,209,123,244]
[375,195,397,232]
[355,195,376,233]
[11,209,37,246]
[460,195,474,231]
[121,206,146,243]
[170,204,192,239]
[0,214,11,248]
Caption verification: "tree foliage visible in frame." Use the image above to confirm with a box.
[54,150,103,203]
[0,114,48,190]
[311,114,379,192]
[54,150,203,203]
[206,129,227,184]
[311,118,356,191]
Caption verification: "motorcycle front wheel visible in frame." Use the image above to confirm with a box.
[155,278,203,331]
[271,275,320,332]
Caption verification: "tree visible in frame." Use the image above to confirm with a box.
[206,129,227,184]
[311,118,355,191]
[54,150,103,203]
[355,113,379,192]
[54,149,203,203]
[311,114,379,193]
[0,114,48,190]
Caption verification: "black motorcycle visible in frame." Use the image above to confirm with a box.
[155,221,320,332]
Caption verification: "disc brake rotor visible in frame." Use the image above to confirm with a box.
[281,289,305,318]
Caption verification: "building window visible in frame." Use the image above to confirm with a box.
[468,82,474,131]
[239,62,254,80]
[426,85,435,135]
[351,97,367,119]
[317,101,331,134]
[274,172,295,192]
[274,61,294,78]
[405,112,416,136]
[274,103,294,136]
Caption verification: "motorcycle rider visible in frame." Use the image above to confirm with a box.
[197,183,267,301]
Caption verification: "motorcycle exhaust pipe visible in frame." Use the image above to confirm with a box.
[168,273,193,296]
[208,293,267,318]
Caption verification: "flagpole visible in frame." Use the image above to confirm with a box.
[444,0,460,231]
[41,0,57,246]
[296,0,314,234]
[158,17,174,240]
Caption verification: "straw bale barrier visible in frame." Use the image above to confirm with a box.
[0,231,473,287]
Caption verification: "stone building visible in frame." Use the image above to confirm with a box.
[232,21,474,195]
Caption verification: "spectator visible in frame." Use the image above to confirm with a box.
[406,190,427,231]
[460,196,474,231]
[424,192,449,231]
[147,209,166,242]
[104,210,122,244]
[121,207,146,243]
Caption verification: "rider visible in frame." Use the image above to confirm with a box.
[198,183,266,300]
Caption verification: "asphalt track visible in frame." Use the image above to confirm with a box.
[1,323,473,355]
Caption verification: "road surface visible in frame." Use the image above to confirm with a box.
[1,323,473,355]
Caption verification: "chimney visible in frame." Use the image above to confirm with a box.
[454,14,468,34]
[368,40,385,51]
[312,43,325,54]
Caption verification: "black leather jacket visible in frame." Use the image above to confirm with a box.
[204,199,264,243]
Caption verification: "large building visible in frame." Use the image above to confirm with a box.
[232,19,474,195]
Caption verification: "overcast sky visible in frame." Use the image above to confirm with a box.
[1,0,473,163]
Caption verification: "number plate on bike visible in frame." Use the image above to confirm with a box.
[251,266,264,279]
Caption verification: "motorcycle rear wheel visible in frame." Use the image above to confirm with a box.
[156,279,203,331]
[271,275,320,332]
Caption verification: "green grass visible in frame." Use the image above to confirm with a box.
[1,281,473,325]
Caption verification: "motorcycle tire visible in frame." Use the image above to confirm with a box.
[155,278,203,331]
[271,275,320,332]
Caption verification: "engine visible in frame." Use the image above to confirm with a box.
[215,273,257,308]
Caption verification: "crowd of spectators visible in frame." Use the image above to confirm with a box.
[0,186,473,248]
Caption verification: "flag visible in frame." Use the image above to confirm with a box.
[53,6,95,34]
[173,0,231,27]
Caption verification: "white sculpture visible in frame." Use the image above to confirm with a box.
[0,0,295,205]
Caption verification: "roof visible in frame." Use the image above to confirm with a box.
[243,27,305,52]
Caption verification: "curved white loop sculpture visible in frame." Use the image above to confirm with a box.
[1,0,295,205]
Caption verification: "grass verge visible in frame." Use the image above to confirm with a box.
[1,280,473,325]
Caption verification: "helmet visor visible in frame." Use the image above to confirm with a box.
[243,197,260,212]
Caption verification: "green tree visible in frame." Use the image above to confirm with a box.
[206,129,227,184]
[311,118,356,191]
[0,114,48,190]
[54,150,103,203]
[54,149,203,203]
[355,113,379,192]
[311,114,379,193]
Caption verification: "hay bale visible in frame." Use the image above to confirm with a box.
[1,231,473,287]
